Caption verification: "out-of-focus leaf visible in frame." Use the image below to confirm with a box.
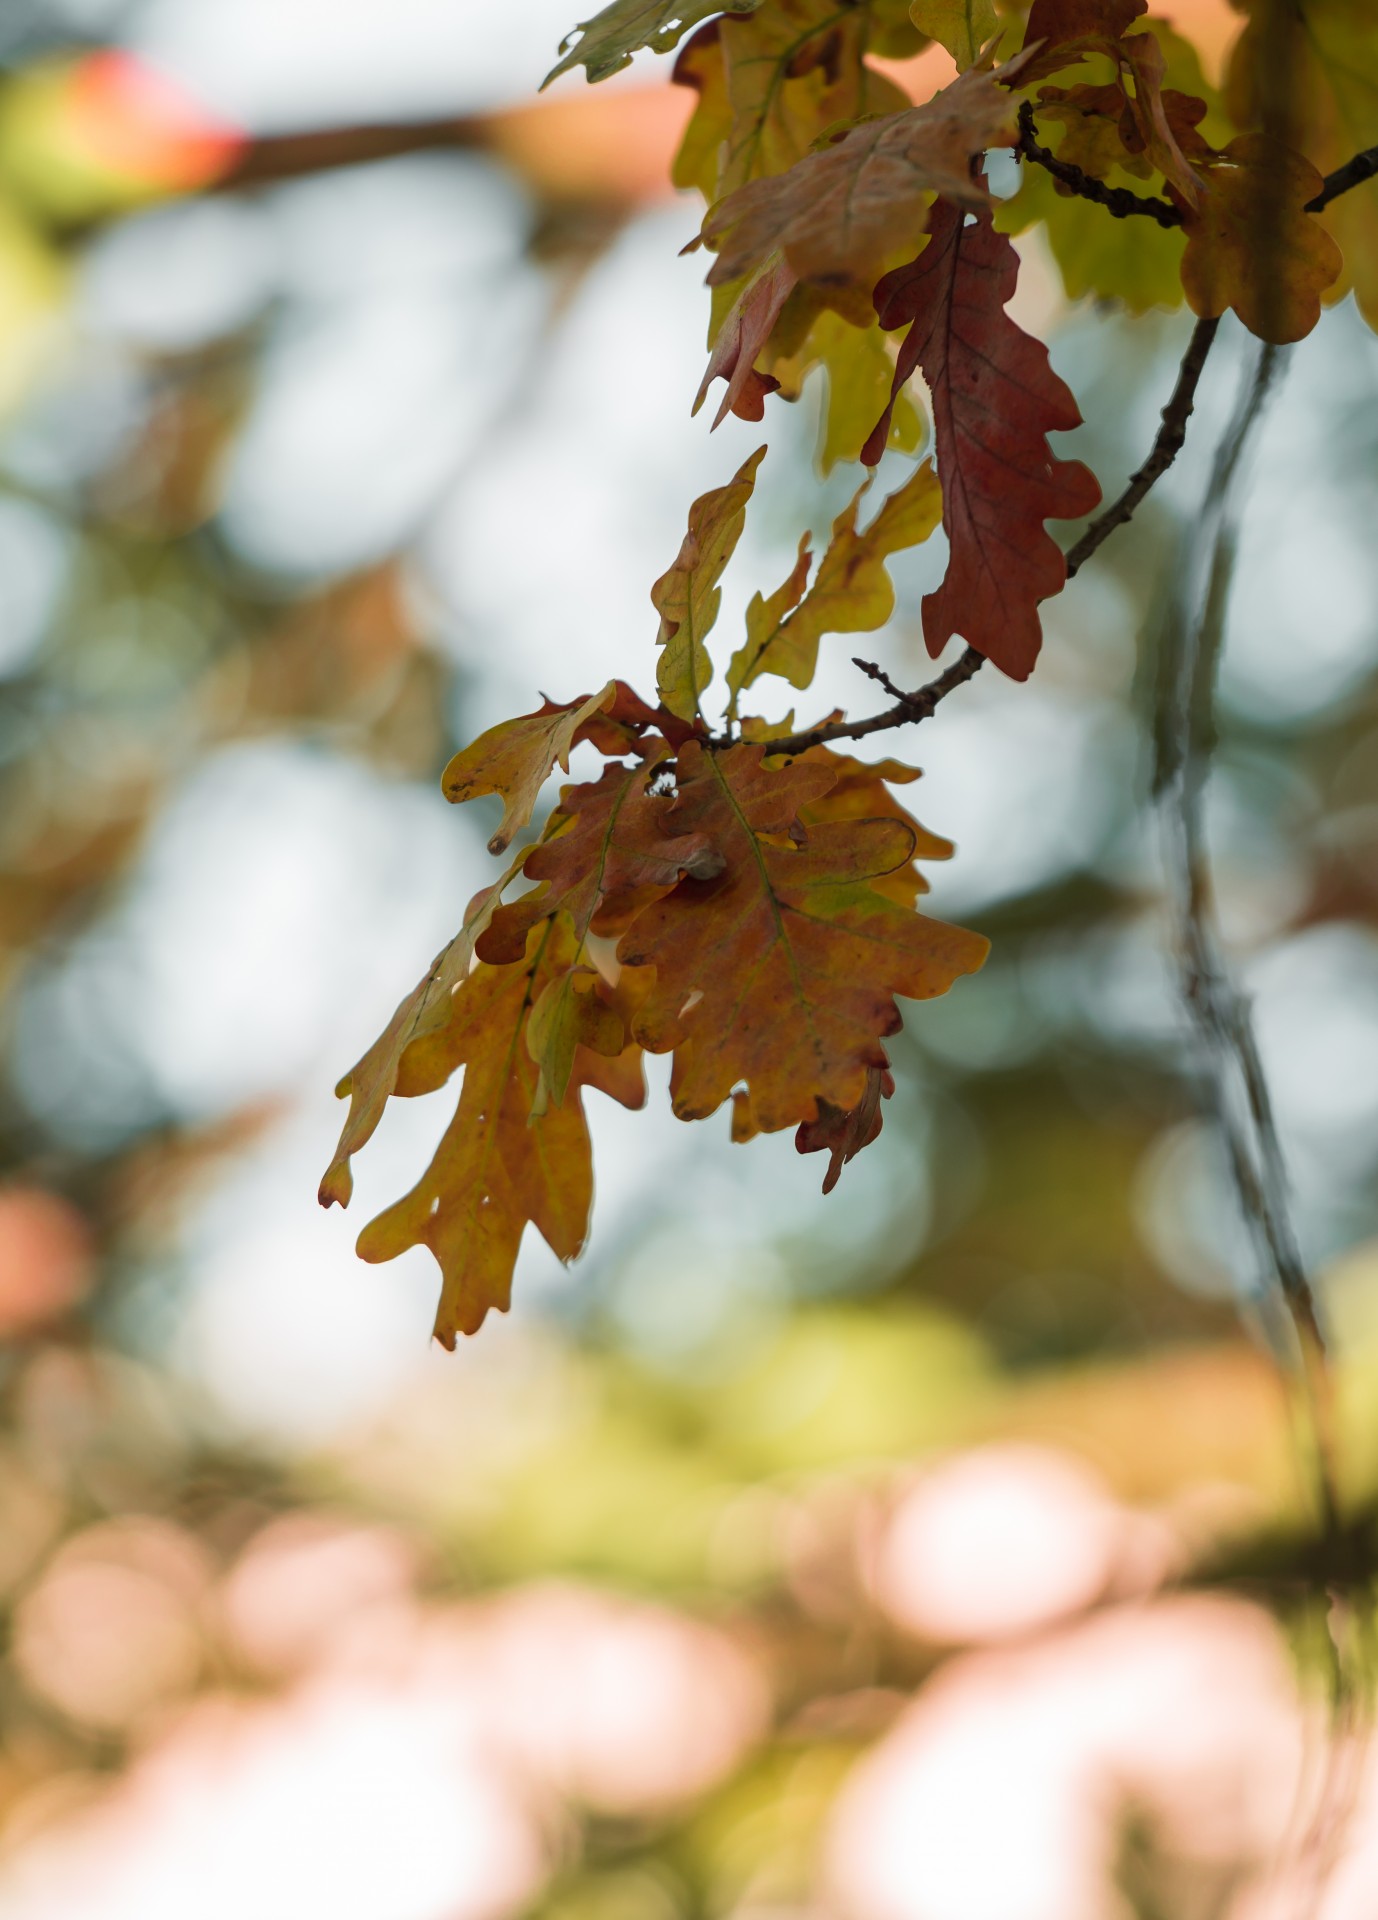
[1226,0,1378,329]
[910,0,998,70]
[1177,134,1341,343]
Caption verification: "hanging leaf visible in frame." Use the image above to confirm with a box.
[727,457,942,703]
[318,847,527,1209]
[653,445,767,720]
[695,256,797,427]
[1225,0,1378,329]
[354,922,644,1347]
[796,1060,895,1191]
[618,741,988,1132]
[864,197,1101,679]
[1176,134,1342,343]
[441,683,617,853]
[477,757,726,966]
[544,0,761,86]
[699,58,1028,294]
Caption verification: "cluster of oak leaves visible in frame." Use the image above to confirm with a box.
[321,0,1358,1346]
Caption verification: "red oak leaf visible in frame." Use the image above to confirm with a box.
[863,197,1101,679]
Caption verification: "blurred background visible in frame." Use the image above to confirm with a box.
[0,0,1377,1915]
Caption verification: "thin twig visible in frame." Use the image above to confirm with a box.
[1307,142,1378,212]
[1016,101,1183,228]
[768,316,1221,759]
[768,646,985,758]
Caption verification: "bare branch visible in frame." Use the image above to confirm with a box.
[1307,143,1378,212]
[1153,336,1343,1543]
[1016,101,1183,228]
[768,646,985,758]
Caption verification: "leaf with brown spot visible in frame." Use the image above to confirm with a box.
[355,922,644,1347]
[1176,134,1342,344]
[618,741,987,1132]
[865,197,1102,679]
[440,683,617,853]
[653,446,767,720]
[727,458,942,707]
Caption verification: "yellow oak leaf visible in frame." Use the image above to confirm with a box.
[727,458,942,704]
[355,921,644,1346]
[440,683,616,853]
[653,445,766,720]
[910,0,998,71]
[1177,134,1342,343]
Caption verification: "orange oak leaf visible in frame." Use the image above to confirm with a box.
[864,196,1102,680]
[727,458,943,705]
[694,255,797,427]
[318,845,527,1209]
[617,741,988,1132]
[795,749,954,906]
[477,757,725,966]
[653,445,766,719]
[1176,134,1342,344]
[355,921,644,1347]
[796,1060,894,1192]
[699,58,1028,293]
[440,682,616,853]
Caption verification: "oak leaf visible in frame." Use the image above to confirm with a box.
[653,446,766,720]
[726,458,942,704]
[355,922,644,1347]
[318,847,526,1210]
[694,256,797,427]
[1225,0,1378,329]
[794,747,954,906]
[910,0,999,71]
[617,741,988,1132]
[478,758,725,966]
[1177,134,1342,345]
[796,1061,894,1191]
[700,59,1026,294]
[864,197,1101,679]
[441,683,617,853]
[544,0,760,86]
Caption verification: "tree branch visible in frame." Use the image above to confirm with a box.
[768,315,1221,759]
[1016,101,1183,228]
[1307,142,1378,211]
[1153,336,1343,1546]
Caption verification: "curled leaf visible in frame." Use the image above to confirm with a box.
[441,683,617,853]
[796,1061,894,1192]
